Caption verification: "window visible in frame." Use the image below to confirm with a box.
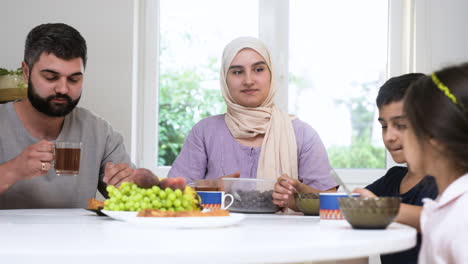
[138,0,403,182]
[288,0,388,169]
[158,0,258,166]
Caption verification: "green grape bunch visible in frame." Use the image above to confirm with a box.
[104,182,201,212]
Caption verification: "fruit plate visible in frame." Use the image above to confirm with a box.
[101,210,246,229]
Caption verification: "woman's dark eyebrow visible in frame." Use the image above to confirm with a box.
[252,61,267,67]
[229,61,267,71]
[228,65,244,70]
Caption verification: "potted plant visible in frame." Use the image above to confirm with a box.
[0,68,27,103]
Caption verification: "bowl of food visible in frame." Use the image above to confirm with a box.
[222,178,279,213]
[338,197,401,229]
[294,192,319,216]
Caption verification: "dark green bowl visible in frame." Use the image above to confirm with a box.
[338,197,401,229]
[295,193,319,216]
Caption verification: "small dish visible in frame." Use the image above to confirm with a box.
[338,197,401,229]
[294,193,319,216]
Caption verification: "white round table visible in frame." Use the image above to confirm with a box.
[0,209,416,264]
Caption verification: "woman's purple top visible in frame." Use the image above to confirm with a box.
[168,114,336,190]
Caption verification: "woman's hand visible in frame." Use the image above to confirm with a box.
[274,174,336,212]
[221,172,240,179]
[273,174,300,211]
[352,188,377,198]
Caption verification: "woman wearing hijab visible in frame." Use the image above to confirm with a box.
[168,37,337,211]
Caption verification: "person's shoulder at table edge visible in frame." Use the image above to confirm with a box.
[0,102,119,132]
[365,166,408,193]
[188,114,226,138]
[189,114,321,142]
[289,118,327,154]
[192,114,225,128]
[66,106,123,135]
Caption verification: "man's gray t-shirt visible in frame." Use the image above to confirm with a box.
[0,102,132,209]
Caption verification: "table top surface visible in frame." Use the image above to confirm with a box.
[0,208,416,264]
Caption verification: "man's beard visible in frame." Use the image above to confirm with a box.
[27,78,81,117]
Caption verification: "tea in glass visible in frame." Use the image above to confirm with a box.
[55,142,82,176]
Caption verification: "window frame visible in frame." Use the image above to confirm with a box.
[134,0,410,186]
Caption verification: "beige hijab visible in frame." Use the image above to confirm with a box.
[220,37,298,180]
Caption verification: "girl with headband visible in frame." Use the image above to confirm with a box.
[402,63,468,262]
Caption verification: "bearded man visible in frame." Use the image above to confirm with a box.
[0,23,155,208]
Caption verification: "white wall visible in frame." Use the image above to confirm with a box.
[0,0,136,156]
[428,0,468,70]
[412,0,468,73]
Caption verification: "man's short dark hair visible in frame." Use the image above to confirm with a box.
[24,23,87,69]
[376,73,425,108]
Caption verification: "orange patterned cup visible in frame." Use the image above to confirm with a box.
[319,193,359,220]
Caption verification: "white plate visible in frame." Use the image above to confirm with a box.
[101,210,246,229]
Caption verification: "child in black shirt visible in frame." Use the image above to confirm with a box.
[354,73,438,264]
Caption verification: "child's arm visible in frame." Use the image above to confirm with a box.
[395,204,422,231]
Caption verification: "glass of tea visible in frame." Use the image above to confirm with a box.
[54,141,82,176]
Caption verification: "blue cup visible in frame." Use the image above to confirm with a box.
[319,193,359,220]
[197,191,234,210]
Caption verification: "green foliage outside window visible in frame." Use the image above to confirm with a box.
[158,64,225,166]
[329,81,385,168]
[328,134,385,168]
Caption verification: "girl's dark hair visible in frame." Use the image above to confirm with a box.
[404,63,468,169]
[24,23,87,69]
[376,73,425,109]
